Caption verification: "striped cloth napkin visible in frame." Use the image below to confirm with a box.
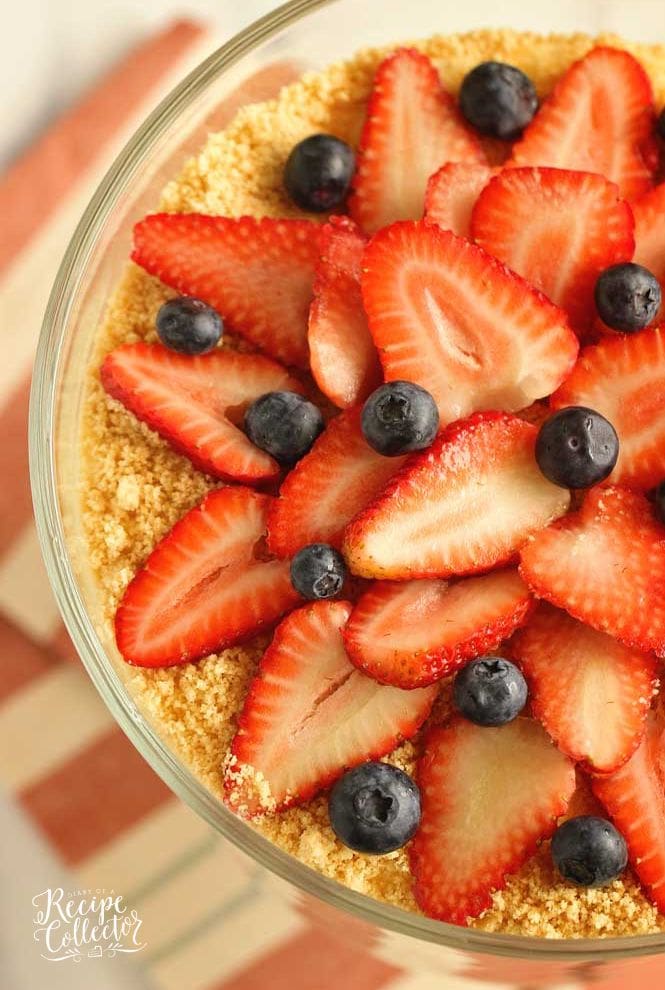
[1,18,664,990]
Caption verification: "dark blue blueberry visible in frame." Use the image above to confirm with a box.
[290,543,346,600]
[283,134,355,212]
[453,657,528,727]
[156,296,222,354]
[551,816,628,887]
[244,391,324,466]
[328,762,421,854]
[594,262,661,333]
[361,381,439,457]
[459,61,538,140]
[536,406,619,490]
[657,107,665,142]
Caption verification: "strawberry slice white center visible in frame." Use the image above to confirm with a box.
[115,487,298,667]
[344,413,570,581]
[520,487,665,654]
[344,569,533,689]
[471,167,635,333]
[509,46,657,201]
[410,717,575,924]
[226,601,436,815]
[349,48,485,234]
[512,604,658,773]
[361,221,578,425]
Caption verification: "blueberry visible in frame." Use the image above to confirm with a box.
[453,657,527,727]
[657,107,665,142]
[156,297,223,354]
[552,816,628,887]
[284,134,355,213]
[594,262,661,333]
[244,391,324,466]
[459,61,538,140]
[328,762,421,854]
[290,543,347,600]
[361,381,439,456]
[536,406,619,490]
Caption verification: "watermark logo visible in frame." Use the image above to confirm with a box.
[32,888,146,962]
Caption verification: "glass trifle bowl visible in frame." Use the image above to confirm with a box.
[30,0,665,983]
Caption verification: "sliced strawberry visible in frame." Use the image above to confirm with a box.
[267,407,406,557]
[308,217,381,409]
[633,182,665,277]
[410,717,575,924]
[132,214,325,368]
[360,221,578,424]
[511,604,658,773]
[552,327,665,491]
[631,182,665,321]
[343,412,570,581]
[349,48,485,235]
[471,167,635,334]
[343,569,533,689]
[520,486,665,654]
[115,487,300,667]
[101,343,303,483]
[424,162,494,237]
[224,600,437,816]
[509,46,657,201]
[592,710,665,912]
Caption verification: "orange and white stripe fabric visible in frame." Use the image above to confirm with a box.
[2,19,664,990]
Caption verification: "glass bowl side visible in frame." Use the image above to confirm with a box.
[29,0,665,964]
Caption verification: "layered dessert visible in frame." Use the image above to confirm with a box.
[81,28,665,937]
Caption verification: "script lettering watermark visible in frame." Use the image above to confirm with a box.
[32,888,146,962]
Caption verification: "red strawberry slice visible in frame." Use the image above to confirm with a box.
[101,343,303,483]
[410,717,576,924]
[343,569,534,689]
[115,487,300,667]
[343,412,570,581]
[520,486,665,654]
[471,167,635,334]
[508,46,657,201]
[552,328,665,491]
[360,221,578,425]
[633,182,665,278]
[424,161,493,238]
[308,217,382,408]
[132,214,325,368]
[592,709,665,912]
[267,407,406,557]
[349,48,485,235]
[224,600,437,816]
[511,604,658,773]
[631,182,665,321]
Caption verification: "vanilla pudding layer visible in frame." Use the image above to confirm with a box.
[81,29,665,937]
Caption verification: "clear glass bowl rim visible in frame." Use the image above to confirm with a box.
[28,0,665,962]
